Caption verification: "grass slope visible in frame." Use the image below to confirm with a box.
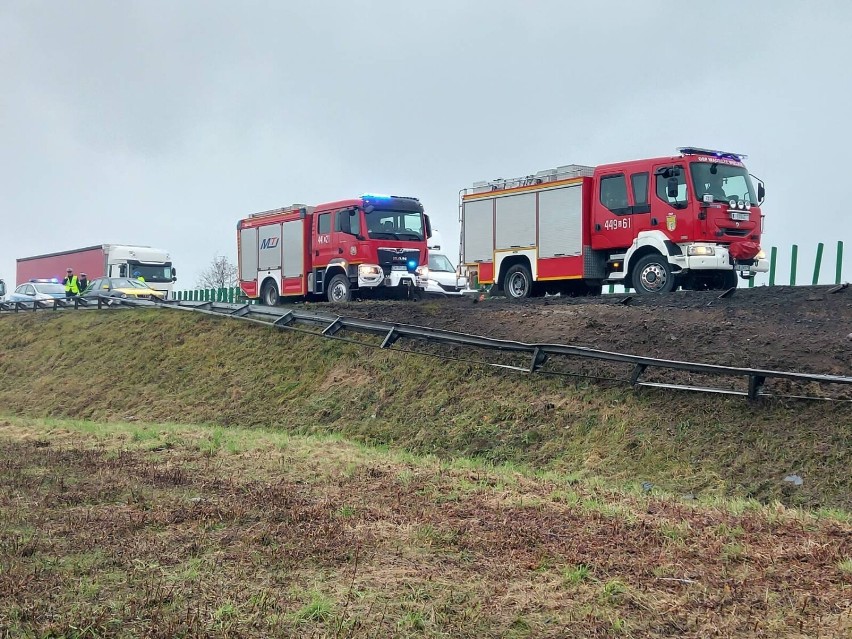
[0,417,849,638]
[0,309,850,509]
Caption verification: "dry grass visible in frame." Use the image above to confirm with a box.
[0,309,850,512]
[0,417,850,638]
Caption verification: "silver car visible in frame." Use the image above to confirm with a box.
[422,253,468,295]
[6,281,67,302]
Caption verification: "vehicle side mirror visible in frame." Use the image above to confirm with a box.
[172,276,177,282]
[667,177,679,199]
[757,182,765,203]
[339,211,352,234]
[425,214,433,239]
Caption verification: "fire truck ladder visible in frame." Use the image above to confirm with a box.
[2,297,851,402]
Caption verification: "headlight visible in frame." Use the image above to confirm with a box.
[729,199,737,209]
[415,266,429,278]
[744,202,752,210]
[737,200,745,210]
[687,246,715,256]
[358,264,382,278]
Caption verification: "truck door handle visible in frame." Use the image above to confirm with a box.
[315,250,319,256]
[338,248,344,254]
[651,218,658,226]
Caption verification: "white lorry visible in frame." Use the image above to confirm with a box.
[16,244,178,299]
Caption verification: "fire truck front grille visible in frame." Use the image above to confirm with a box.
[720,228,751,237]
[377,248,421,270]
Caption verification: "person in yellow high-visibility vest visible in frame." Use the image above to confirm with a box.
[62,268,80,298]
[133,270,145,283]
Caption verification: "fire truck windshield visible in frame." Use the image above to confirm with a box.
[690,162,757,205]
[365,210,425,241]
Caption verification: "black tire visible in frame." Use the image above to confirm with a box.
[631,254,675,294]
[261,281,280,306]
[503,264,533,301]
[718,270,738,290]
[326,273,351,303]
[686,270,738,291]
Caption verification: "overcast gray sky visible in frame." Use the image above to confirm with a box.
[2,0,851,289]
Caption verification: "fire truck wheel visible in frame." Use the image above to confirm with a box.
[719,270,738,290]
[632,254,675,294]
[261,281,280,306]
[504,264,533,300]
[327,274,352,303]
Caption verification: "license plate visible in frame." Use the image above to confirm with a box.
[730,211,749,221]
[391,265,406,271]
[734,264,751,272]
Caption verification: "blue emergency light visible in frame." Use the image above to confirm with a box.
[678,147,747,162]
[362,193,392,199]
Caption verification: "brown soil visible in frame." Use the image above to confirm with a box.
[317,285,852,383]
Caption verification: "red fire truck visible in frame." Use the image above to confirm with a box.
[238,194,431,304]
[460,147,768,297]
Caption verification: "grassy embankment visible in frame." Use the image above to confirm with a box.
[0,417,850,638]
[0,309,850,637]
[0,309,849,509]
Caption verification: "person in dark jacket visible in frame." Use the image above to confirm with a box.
[77,272,89,293]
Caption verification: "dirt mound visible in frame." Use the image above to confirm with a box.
[320,285,852,378]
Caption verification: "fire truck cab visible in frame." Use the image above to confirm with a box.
[238,194,431,304]
[460,147,769,297]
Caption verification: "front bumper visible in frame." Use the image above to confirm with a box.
[358,265,425,290]
[422,277,469,296]
[673,245,769,274]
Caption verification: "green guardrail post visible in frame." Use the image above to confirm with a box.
[748,274,755,288]
[193,289,199,302]
[789,245,798,286]
[812,242,824,285]
[837,241,844,285]
[608,284,614,294]
[768,246,777,286]
[228,288,234,303]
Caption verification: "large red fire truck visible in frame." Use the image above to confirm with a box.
[460,147,768,297]
[238,194,431,304]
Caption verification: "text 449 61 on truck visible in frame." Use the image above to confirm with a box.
[460,147,768,298]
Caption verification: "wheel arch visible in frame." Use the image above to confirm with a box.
[323,262,349,290]
[259,276,279,295]
[625,245,664,284]
[496,254,533,291]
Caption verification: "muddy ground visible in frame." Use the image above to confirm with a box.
[318,285,852,378]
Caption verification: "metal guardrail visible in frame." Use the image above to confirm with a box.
[2,296,851,402]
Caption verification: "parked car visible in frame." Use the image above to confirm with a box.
[6,281,67,302]
[80,277,166,300]
[422,252,468,295]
